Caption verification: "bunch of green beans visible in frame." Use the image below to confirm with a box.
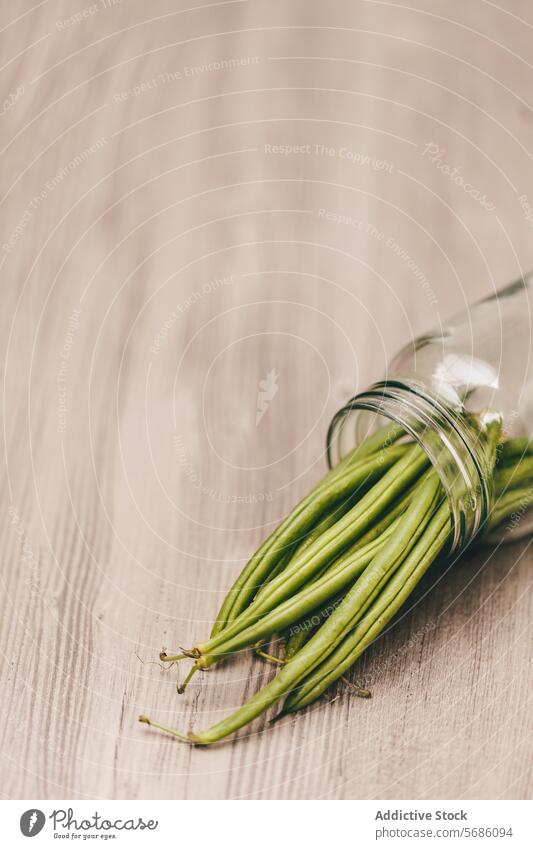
[139,422,532,745]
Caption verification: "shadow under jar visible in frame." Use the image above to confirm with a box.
[327,275,533,553]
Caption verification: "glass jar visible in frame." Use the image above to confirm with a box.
[327,274,533,553]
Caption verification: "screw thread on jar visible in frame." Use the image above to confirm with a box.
[327,380,501,554]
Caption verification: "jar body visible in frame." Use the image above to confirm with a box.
[328,274,533,552]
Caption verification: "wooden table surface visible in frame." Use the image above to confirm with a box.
[1,0,532,800]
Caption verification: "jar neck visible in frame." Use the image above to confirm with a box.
[327,380,500,554]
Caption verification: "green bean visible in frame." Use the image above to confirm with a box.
[284,594,345,660]
[280,503,450,715]
[488,486,533,529]
[306,476,441,659]
[176,512,400,676]
[249,494,361,614]
[496,437,533,466]
[195,444,429,661]
[139,475,440,744]
[194,519,401,667]
[208,442,408,638]
[282,473,428,660]
[331,421,406,466]
[208,450,358,641]
[277,474,423,660]
[493,458,533,493]
[486,449,533,529]
[257,490,361,594]
[140,432,533,747]
[260,476,410,625]
[210,424,403,638]
[166,443,419,671]
[258,547,295,586]
[258,444,427,593]
[254,498,360,624]
[339,469,432,551]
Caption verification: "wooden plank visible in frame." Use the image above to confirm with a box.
[0,0,531,800]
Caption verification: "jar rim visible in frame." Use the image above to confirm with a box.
[327,380,497,554]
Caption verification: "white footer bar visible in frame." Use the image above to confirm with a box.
[2,799,531,848]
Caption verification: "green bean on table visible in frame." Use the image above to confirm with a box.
[194,444,428,657]
[140,421,531,745]
[208,437,407,640]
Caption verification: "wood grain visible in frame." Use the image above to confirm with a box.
[0,0,532,799]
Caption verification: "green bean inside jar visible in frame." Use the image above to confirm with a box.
[140,275,533,745]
